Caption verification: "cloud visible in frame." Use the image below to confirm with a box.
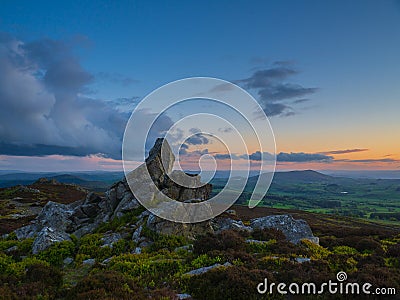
[321,149,369,155]
[96,72,138,86]
[239,67,298,89]
[185,133,210,145]
[237,63,317,117]
[277,152,333,162]
[0,33,171,160]
[218,127,233,133]
[338,158,399,163]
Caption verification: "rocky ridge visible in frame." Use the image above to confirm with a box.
[14,138,318,254]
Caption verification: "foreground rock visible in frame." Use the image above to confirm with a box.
[250,214,319,244]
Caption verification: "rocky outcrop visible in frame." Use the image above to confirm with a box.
[32,227,71,254]
[14,138,214,252]
[250,214,319,244]
[13,138,319,253]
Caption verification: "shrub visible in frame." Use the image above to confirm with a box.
[333,245,359,256]
[386,243,400,258]
[355,237,383,254]
[66,270,147,299]
[188,266,278,300]
[109,253,185,288]
[37,240,76,266]
[149,233,188,252]
[191,254,222,269]
[301,240,331,260]
[193,230,245,254]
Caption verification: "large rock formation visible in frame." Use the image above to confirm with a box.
[13,138,319,253]
[14,138,214,251]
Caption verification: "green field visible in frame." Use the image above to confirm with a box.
[211,170,400,223]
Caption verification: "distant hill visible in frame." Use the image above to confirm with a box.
[271,170,334,183]
[0,171,123,190]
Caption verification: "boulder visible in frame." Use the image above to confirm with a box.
[32,227,71,254]
[250,214,319,244]
[146,214,214,239]
[212,217,252,233]
[184,262,232,276]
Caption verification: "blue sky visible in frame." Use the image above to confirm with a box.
[0,0,399,171]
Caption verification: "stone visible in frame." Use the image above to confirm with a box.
[32,227,71,254]
[132,225,143,243]
[63,257,74,265]
[102,257,113,264]
[225,209,237,216]
[295,257,311,263]
[174,244,193,252]
[245,239,269,244]
[212,217,252,233]
[145,138,175,184]
[177,294,192,300]
[101,233,122,248]
[184,262,232,276]
[146,214,214,239]
[15,223,39,240]
[36,201,73,232]
[250,214,319,244]
[82,258,96,265]
[5,245,18,252]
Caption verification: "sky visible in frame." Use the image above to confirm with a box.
[0,0,399,172]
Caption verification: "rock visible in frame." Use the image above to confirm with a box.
[146,214,214,239]
[80,192,102,218]
[145,138,175,184]
[82,258,96,266]
[138,240,153,248]
[132,225,143,243]
[250,215,319,244]
[212,217,252,233]
[102,257,113,264]
[133,247,142,254]
[5,245,18,253]
[63,257,74,265]
[37,201,73,232]
[101,233,123,248]
[177,293,192,300]
[174,244,193,252]
[35,178,60,185]
[225,209,237,216]
[294,257,311,263]
[184,262,232,276]
[112,191,140,219]
[245,239,268,244]
[32,227,71,254]
[15,223,39,240]
[17,185,40,193]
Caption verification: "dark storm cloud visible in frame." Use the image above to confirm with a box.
[238,63,317,117]
[0,33,170,160]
